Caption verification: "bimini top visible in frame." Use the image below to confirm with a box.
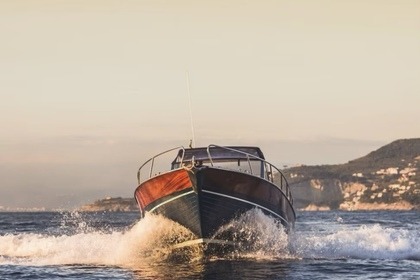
[171,145,265,167]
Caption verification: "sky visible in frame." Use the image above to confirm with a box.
[1,0,419,209]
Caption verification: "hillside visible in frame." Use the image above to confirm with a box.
[284,138,420,210]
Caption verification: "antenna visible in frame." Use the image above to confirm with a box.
[186,71,196,147]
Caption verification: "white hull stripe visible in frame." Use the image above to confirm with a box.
[149,190,195,213]
[202,189,289,225]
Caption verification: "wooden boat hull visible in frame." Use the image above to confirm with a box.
[134,167,295,242]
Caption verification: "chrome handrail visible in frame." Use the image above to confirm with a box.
[137,146,185,184]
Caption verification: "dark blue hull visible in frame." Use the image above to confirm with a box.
[143,167,295,240]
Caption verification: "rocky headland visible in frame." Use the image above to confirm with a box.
[284,138,420,211]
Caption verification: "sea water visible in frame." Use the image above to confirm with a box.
[0,210,419,279]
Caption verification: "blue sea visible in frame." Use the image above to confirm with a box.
[0,210,419,279]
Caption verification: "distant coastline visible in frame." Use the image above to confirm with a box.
[0,206,50,212]
[78,197,138,212]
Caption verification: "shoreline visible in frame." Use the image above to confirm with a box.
[299,201,418,211]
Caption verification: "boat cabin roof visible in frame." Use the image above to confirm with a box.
[172,146,265,165]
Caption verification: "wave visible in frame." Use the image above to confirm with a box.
[291,223,420,261]
[0,213,198,267]
[0,210,419,268]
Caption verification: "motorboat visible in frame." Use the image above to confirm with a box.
[134,144,295,252]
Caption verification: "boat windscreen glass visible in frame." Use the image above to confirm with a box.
[171,146,264,167]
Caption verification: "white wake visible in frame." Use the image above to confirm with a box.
[0,210,419,268]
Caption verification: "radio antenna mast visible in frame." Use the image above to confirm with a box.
[186,71,196,148]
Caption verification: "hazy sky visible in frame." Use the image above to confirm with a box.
[1,1,419,209]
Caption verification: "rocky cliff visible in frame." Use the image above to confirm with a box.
[284,138,420,210]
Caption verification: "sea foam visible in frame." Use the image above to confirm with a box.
[291,223,420,260]
[0,211,419,268]
[0,214,194,267]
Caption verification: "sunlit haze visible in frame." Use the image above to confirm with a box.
[1,0,419,209]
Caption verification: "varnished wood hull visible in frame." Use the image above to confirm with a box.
[134,167,295,242]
